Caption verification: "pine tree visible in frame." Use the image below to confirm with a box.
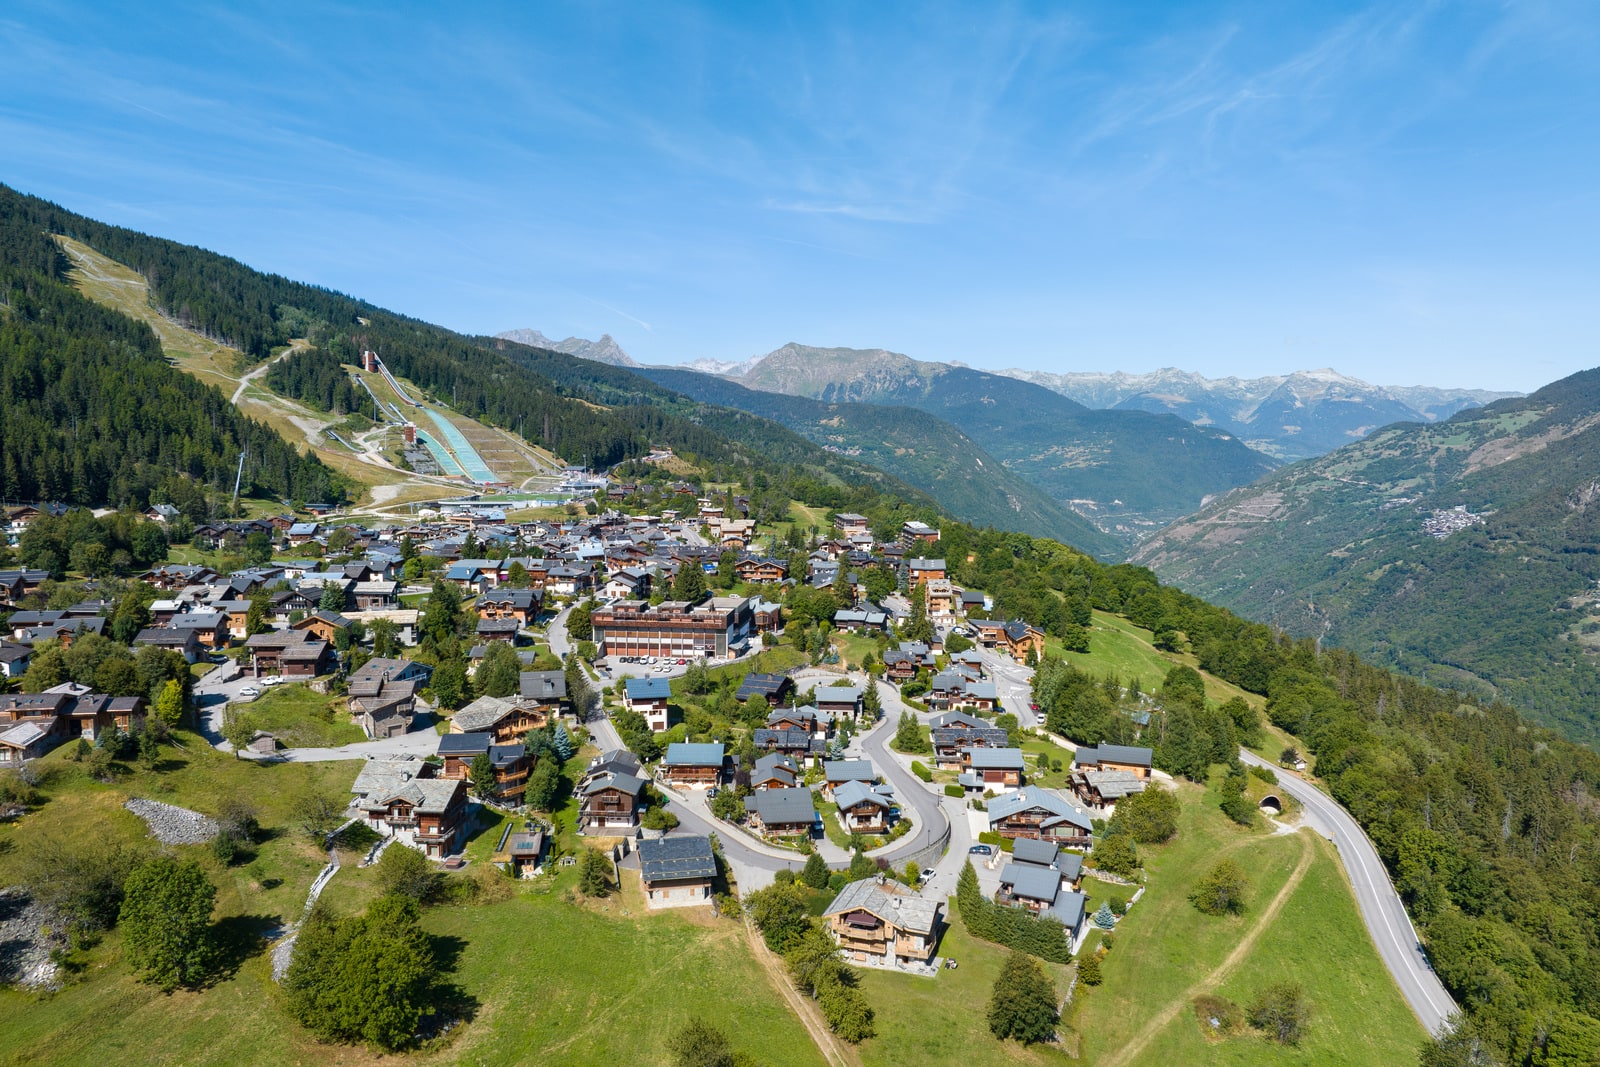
[1093,901,1117,930]
[987,950,1059,1044]
[551,722,574,761]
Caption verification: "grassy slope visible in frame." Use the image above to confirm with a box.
[242,683,368,747]
[0,737,824,1067]
[1044,609,1265,711]
[1071,779,1423,1066]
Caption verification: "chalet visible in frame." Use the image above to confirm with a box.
[882,649,919,683]
[623,676,672,732]
[824,879,941,966]
[734,557,788,584]
[923,578,957,618]
[600,567,653,601]
[474,617,522,643]
[16,616,106,648]
[930,709,987,730]
[961,746,1026,790]
[742,787,817,838]
[833,607,889,633]
[971,619,1046,664]
[1072,768,1148,808]
[814,685,865,722]
[444,559,500,593]
[821,759,877,801]
[832,779,896,834]
[347,657,430,738]
[960,588,987,615]
[244,630,333,678]
[986,785,1093,848]
[498,827,546,877]
[717,519,755,548]
[1006,838,1085,892]
[578,767,649,832]
[168,611,230,649]
[996,859,1087,942]
[292,610,352,644]
[735,672,794,706]
[751,598,784,634]
[352,580,401,610]
[351,759,468,859]
[543,564,595,597]
[931,725,1010,769]
[452,694,551,744]
[0,641,32,678]
[1072,744,1153,780]
[141,564,216,591]
[750,752,800,791]
[753,727,822,760]
[660,742,725,788]
[765,705,830,739]
[131,627,203,664]
[286,522,321,546]
[638,835,717,909]
[518,670,570,715]
[434,732,530,802]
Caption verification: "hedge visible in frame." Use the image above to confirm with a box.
[943,784,965,798]
[911,761,932,782]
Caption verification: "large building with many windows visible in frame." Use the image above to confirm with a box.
[591,596,753,659]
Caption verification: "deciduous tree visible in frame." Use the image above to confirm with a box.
[119,855,217,992]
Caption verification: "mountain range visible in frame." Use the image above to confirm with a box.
[1000,366,1519,461]
[637,366,1120,557]
[707,343,1280,544]
[1132,368,1600,744]
[495,328,640,367]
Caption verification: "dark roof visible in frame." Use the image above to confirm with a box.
[743,787,816,826]
[664,742,725,767]
[735,672,792,700]
[437,731,493,757]
[638,835,718,882]
[999,861,1064,904]
[519,670,568,701]
[1011,837,1059,867]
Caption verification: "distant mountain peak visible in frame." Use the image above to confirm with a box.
[495,328,639,367]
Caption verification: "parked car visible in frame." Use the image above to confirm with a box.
[921,867,937,881]
[968,844,993,855]
[237,686,260,700]
[261,676,284,687]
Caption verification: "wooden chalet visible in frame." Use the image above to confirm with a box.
[986,785,1093,848]
[638,835,717,909]
[660,742,724,788]
[823,879,941,966]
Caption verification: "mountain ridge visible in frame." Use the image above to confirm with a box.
[999,365,1520,460]
[1132,366,1600,744]
[494,328,640,367]
[713,342,1277,545]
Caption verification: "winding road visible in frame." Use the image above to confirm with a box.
[1239,749,1456,1034]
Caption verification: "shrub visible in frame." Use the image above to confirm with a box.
[1248,983,1309,1045]
[1194,994,1245,1037]
[1077,950,1103,986]
[1248,765,1278,785]
[911,761,932,782]
[1190,858,1249,916]
[1093,833,1141,879]
[944,783,965,798]
[375,844,441,904]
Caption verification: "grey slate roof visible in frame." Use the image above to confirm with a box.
[638,835,717,883]
[999,861,1065,904]
[743,787,816,826]
[986,786,1092,831]
[967,747,1026,771]
[833,780,892,811]
[823,879,940,935]
[823,759,876,784]
[1011,837,1059,867]
[519,670,568,702]
[451,695,519,732]
[437,732,492,758]
[1075,743,1153,769]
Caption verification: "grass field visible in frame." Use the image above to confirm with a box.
[0,734,825,1067]
[1044,610,1265,711]
[855,906,1076,1066]
[1069,775,1423,1067]
[240,683,368,747]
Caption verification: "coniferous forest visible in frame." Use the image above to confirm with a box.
[0,195,343,509]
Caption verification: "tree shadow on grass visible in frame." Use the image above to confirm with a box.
[206,913,279,986]
[416,934,479,1041]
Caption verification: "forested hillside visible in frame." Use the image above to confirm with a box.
[876,517,1600,1067]
[1134,368,1600,744]
[0,193,342,510]
[638,366,1119,556]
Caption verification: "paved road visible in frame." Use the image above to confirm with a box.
[974,645,1039,728]
[855,677,950,869]
[1239,749,1456,1034]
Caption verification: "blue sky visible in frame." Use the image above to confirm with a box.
[4,1,1597,391]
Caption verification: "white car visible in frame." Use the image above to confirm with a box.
[237,686,261,700]
[260,676,284,687]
